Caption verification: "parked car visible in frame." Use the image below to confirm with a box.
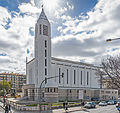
[91,97,99,101]
[107,100,114,105]
[99,101,107,106]
[84,102,96,108]
[114,100,117,104]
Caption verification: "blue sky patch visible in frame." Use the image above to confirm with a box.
[4,18,11,30]
[29,27,34,36]
[27,49,30,54]
[0,53,7,56]
[0,0,30,12]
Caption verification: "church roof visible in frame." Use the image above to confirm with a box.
[51,57,97,68]
[38,8,48,21]
[27,57,97,68]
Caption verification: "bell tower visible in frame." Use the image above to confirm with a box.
[35,8,51,88]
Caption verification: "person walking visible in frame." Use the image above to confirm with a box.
[8,104,11,113]
[5,104,9,113]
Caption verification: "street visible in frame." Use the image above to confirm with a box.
[74,105,119,113]
[0,104,119,113]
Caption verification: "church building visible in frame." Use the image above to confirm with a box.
[22,8,118,102]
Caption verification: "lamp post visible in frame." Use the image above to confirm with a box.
[106,37,120,113]
[106,38,120,42]
[39,73,64,112]
[3,75,5,106]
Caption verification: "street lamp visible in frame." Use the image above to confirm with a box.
[39,73,64,112]
[3,75,5,106]
[40,73,64,90]
[106,38,120,42]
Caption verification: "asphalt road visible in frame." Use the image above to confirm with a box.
[0,104,119,113]
[74,105,119,113]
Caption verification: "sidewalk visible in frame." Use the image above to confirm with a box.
[5,98,87,113]
[52,106,85,113]
[0,102,4,109]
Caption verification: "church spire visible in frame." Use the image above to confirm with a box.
[38,6,48,21]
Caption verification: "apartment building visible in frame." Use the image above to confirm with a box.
[0,72,26,93]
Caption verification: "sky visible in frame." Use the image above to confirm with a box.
[0,0,120,74]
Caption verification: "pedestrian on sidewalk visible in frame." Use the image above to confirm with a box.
[8,104,12,113]
[5,104,9,113]
[81,101,85,106]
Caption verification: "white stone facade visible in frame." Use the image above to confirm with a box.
[22,8,118,102]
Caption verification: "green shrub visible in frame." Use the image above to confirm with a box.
[26,104,37,107]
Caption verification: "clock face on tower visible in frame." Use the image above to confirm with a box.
[43,25,48,36]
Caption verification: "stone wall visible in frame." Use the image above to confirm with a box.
[58,89,78,101]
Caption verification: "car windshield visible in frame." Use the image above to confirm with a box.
[101,101,105,103]
[87,102,94,104]
[109,100,113,102]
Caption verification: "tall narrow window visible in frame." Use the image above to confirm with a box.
[45,40,47,48]
[67,69,68,84]
[59,68,61,83]
[81,71,82,85]
[45,68,47,75]
[48,88,49,92]
[35,25,38,35]
[54,88,56,92]
[45,49,47,57]
[87,72,89,85]
[45,59,47,66]
[39,24,41,34]
[74,70,76,84]
[43,25,48,36]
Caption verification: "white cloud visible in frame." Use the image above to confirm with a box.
[0,0,120,74]
[0,7,11,26]
[67,2,74,10]
[0,3,37,74]
[18,2,40,14]
[52,0,120,65]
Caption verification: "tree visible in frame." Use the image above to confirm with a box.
[97,55,120,88]
[0,80,12,95]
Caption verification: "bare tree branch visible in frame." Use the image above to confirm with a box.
[97,55,120,88]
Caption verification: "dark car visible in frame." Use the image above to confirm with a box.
[84,102,96,108]
[114,100,117,104]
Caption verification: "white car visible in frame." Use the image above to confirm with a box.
[107,100,114,105]
[99,101,107,106]
[84,102,96,108]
